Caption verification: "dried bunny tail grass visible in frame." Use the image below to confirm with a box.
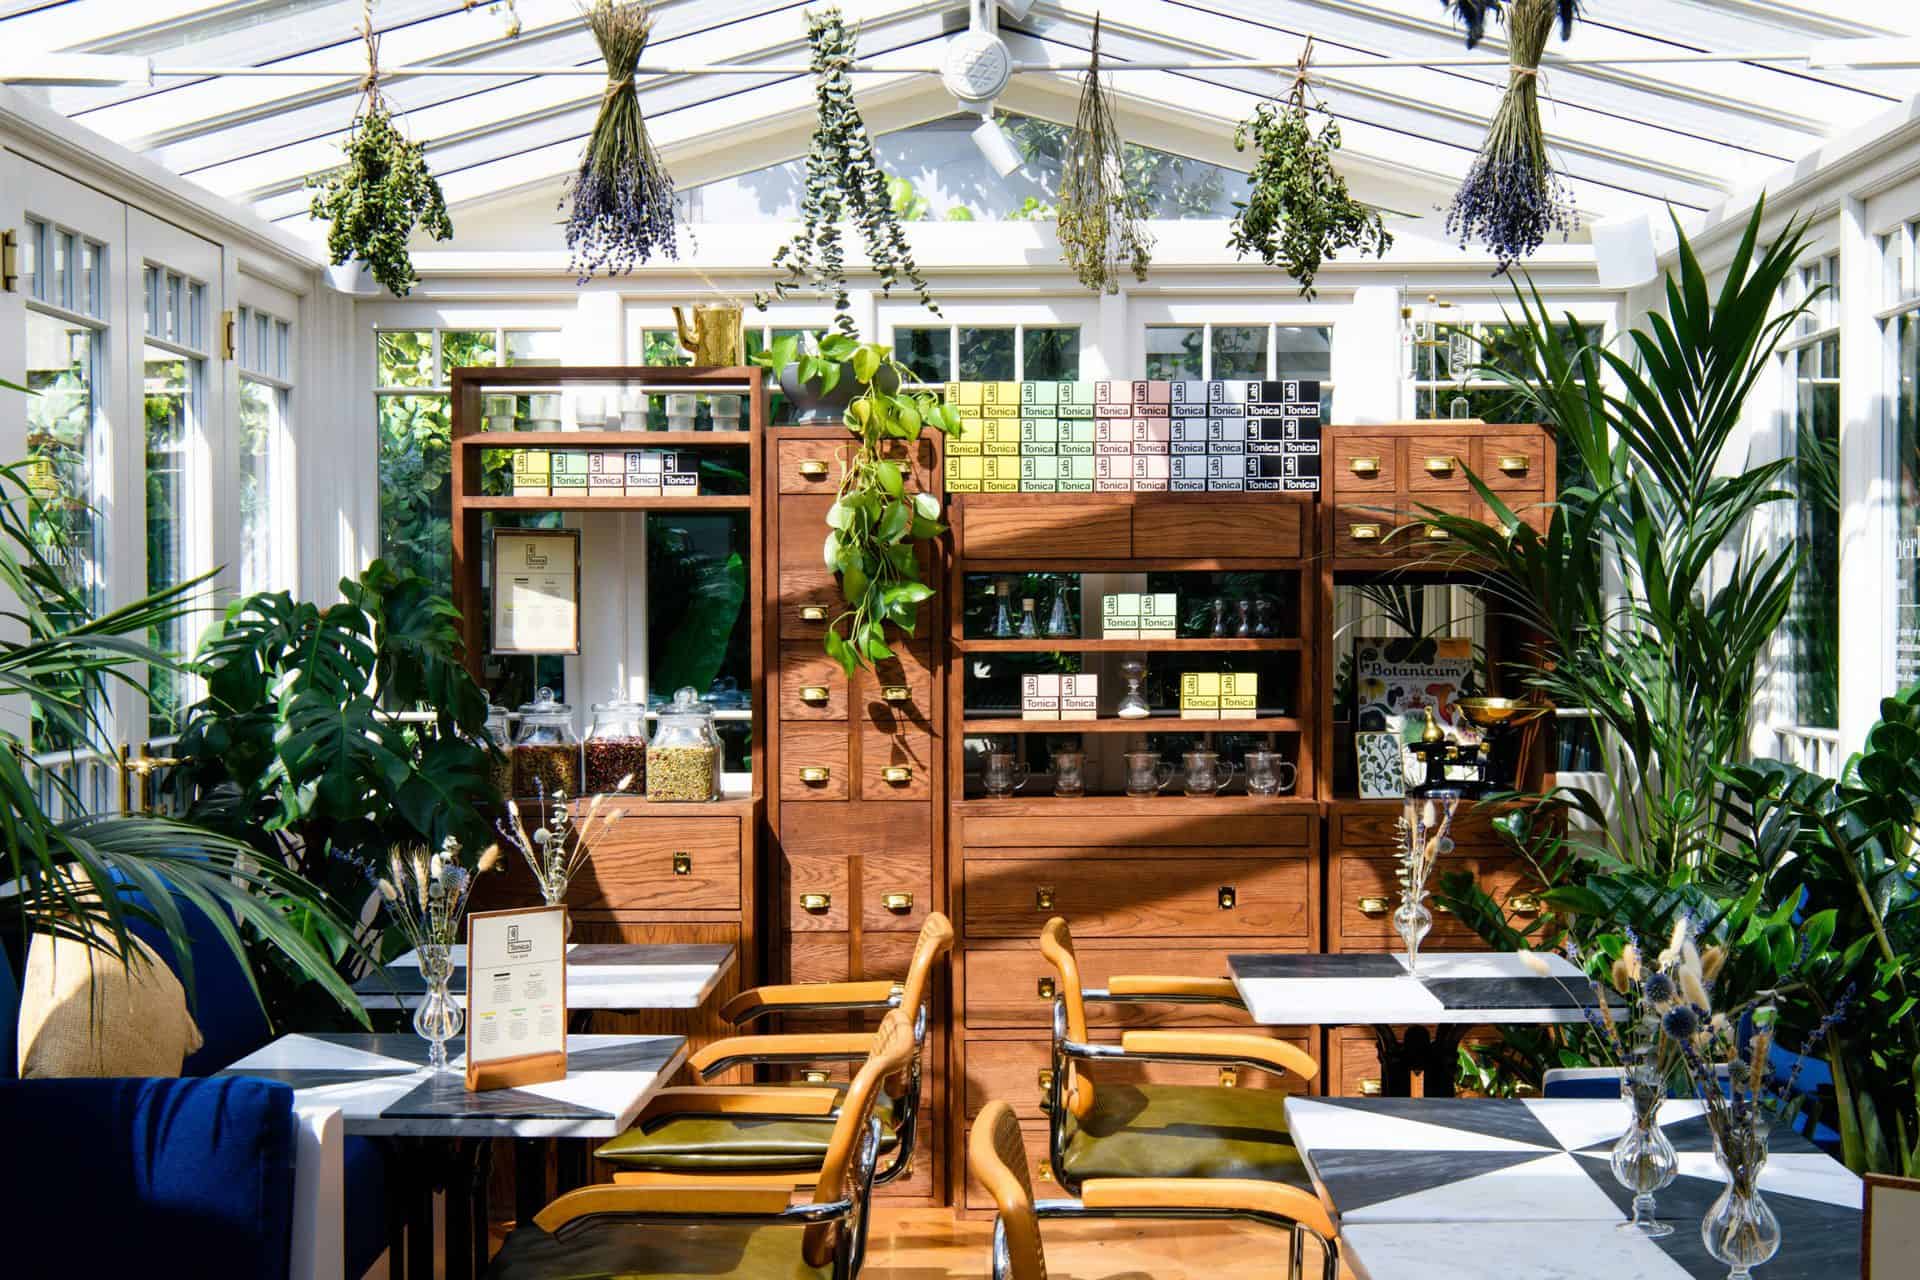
[1620,944,1642,983]
[377,878,399,902]
[476,844,503,875]
[1519,949,1552,977]
[1668,914,1690,958]
[1680,968,1712,1013]
[1610,957,1634,992]
[1700,944,1726,982]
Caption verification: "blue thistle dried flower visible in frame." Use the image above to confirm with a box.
[1641,972,1675,1005]
[1661,1004,1700,1040]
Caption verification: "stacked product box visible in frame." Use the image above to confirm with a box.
[1022,673,1100,721]
[1179,671,1260,720]
[509,447,693,497]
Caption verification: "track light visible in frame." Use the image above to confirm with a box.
[972,116,1023,177]
[997,0,1035,18]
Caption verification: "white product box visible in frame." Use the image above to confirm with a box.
[1060,673,1099,720]
[1021,673,1061,721]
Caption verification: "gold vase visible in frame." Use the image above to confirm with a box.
[673,305,745,367]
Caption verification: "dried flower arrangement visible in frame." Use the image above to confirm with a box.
[1439,0,1583,270]
[498,781,634,906]
[761,7,937,335]
[1228,41,1391,298]
[564,0,678,281]
[377,836,499,952]
[1055,15,1153,294]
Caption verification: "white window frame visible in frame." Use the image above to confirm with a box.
[235,274,299,595]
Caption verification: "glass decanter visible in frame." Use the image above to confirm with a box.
[1234,599,1254,637]
[1703,1121,1780,1280]
[1116,659,1150,719]
[1018,597,1040,639]
[1044,580,1075,638]
[1610,1051,1678,1236]
[990,581,1016,638]
[413,943,464,1073]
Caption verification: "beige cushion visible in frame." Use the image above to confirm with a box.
[17,930,203,1077]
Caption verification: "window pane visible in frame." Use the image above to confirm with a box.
[638,328,689,366]
[958,328,1015,381]
[25,310,102,608]
[504,329,562,367]
[239,377,283,594]
[21,218,41,301]
[893,328,951,383]
[1211,326,1268,380]
[1145,326,1203,380]
[78,239,100,318]
[276,320,292,379]
[1274,325,1333,381]
[50,234,68,312]
[1022,327,1080,380]
[378,393,454,593]
[144,345,197,735]
[1897,313,1920,687]
[1789,337,1840,728]
[646,514,754,773]
[442,328,498,379]
[377,330,435,387]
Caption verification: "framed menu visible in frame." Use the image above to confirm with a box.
[1864,1173,1920,1278]
[491,528,581,655]
[464,904,568,1092]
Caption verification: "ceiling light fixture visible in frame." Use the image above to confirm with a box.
[971,116,1024,177]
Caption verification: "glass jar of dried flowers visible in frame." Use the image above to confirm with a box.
[377,837,498,1071]
[498,784,634,933]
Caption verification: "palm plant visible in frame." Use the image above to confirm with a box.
[0,457,365,1025]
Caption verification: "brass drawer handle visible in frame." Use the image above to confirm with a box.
[1349,522,1382,542]
[1038,1067,1054,1091]
[1510,893,1543,915]
[1425,454,1457,474]
[881,765,913,784]
[1035,885,1055,911]
[1357,895,1390,915]
[1497,453,1531,476]
[1037,977,1056,1000]
[797,459,830,478]
[1219,1066,1239,1088]
[1358,1077,1383,1097]
[1348,455,1381,476]
[799,684,830,704]
[1038,1160,1052,1182]
[880,684,911,702]
[1433,901,1452,914]
[802,1069,831,1084]
[799,605,828,622]
[1218,886,1237,910]
[882,891,913,914]
[671,852,691,876]
[1425,525,1452,542]
[800,892,832,913]
[798,765,832,784]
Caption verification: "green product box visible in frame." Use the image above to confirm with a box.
[511,448,550,496]
[1022,380,1059,410]
[1102,591,1141,639]
[1019,455,1061,491]
[549,449,590,495]
[1020,418,1058,454]
[1058,422,1096,456]
[985,420,1022,456]
[1058,381,1097,418]
[946,454,984,492]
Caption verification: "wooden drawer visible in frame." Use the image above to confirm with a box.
[1132,499,1304,559]
[965,943,1280,1029]
[1332,435,1396,494]
[963,1034,1313,1121]
[1474,433,1547,491]
[1334,503,1397,558]
[780,724,849,801]
[571,816,741,912]
[875,435,938,493]
[1401,494,1474,552]
[963,811,1315,850]
[1407,435,1475,492]
[784,852,849,932]
[863,642,933,727]
[1327,1027,1387,1099]
[963,1116,1055,1210]
[961,854,1311,940]
[962,500,1130,560]
[777,566,840,638]
[779,644,847,721]
[861,849,933,932]
[1331,854,1499,950]
[780,801,930,857]
[862,723,933,801]
[775,440,849,495]
[785,930,920,987]
[1333,804,1509,853]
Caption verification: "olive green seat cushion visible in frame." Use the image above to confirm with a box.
[485,1220,828,1280]
[1058,1083,1311,1187]
[595,1088,900,1173]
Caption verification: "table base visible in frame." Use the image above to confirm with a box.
[1372,1024,1467,1098]
[380,1137,494,1280]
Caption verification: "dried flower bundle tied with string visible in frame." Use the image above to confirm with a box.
[498,779,633,905]
[761,7,936,334]
[1056,15,1153,294]
[1229,41,1391,298]
[565,0,677,281]
[377,836,500,952]
[1441,0,1582,270]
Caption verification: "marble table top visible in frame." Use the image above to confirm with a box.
[353,942,735,1012]
[219,1033,686,1138]
[1285,1097,1861,1279]
[1229,951,1607,1026]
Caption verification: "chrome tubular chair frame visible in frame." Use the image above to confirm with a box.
[988,1200,1339,1280]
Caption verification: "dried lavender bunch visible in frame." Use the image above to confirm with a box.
[1443,0,1580,271]
[1056,14,1152,294]
[564,0,677,281]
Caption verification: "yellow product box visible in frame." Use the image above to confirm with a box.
[1179,671,1222,719]
[946,380,984,407]
[945,454,984,492]
[1220,671,1259,719]
[511,449,550,496]
[949,417,986,456]
[985,420,1022,456]
[982,455,1021,493]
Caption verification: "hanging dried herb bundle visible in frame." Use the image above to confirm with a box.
[1228,44,1391,299]
[1056,15,1152,294]
[307,16,453,296]
[564,0,677,281]
[1442,0,1582,270]
[761,7,936,336]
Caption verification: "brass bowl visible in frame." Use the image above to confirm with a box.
[1454,697,1551,730]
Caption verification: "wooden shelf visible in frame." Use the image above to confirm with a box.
[954,637,1302,653]
[962,558,1312,572]
[464,495,752,512]
[960,716,1302,734]
[954,794,1318,814]
[457,431,752,448]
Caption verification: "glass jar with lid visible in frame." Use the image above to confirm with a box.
[646,686,720,802]
[512,687,580,798]
[482,701,514,799]
[584,692,648,796]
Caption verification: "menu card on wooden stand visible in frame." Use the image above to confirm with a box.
[1864,1174,1920,1278]
[465,905,568,1092]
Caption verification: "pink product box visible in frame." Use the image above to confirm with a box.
[1095,421,1134,455]
[1060,673,1099,720]
[1096,380,1128,409]
[1021,673,1061,720]
[1130,419,1171,450]
[1130,454,1170,491]
[1094,455,1132,492]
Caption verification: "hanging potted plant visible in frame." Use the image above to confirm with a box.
[307,11,453,297]
[757,6,934,420]
[563,0,678,281]
[1228,41,1392,297]
[1055,14,1153,294]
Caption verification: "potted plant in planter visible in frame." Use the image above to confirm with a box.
[753,332,900,425]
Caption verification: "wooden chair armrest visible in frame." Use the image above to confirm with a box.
[633,1085,842,1127]
[534,1184,795,1232]
[613,1170,816,1189]
[720,980,901,1024]
[1080,1178,1336,1238]
[1106,975,1243,1002]
[1116,1031,1319,1083]
[690,1031,878,1077]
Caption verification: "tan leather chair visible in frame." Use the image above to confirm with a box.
[485,1007,916,1280]
[972,1101,1338,1280]
[1039,916,1318,1194]
[594,913,953,1186]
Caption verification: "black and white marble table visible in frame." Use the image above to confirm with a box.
[1284,1097,1862,1279]
[353,942,735,1012]
[1229,951,1608,1096]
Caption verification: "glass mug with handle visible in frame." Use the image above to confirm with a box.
[1182,750,1239,797]
[1243,750,1298,796]
[981,751,1030,798]
[1050,749,1087,797]
[1124,751,1176,797]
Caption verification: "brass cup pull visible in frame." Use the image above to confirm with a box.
[1433,901,1453,914]
[1425,525,1452,542]
[1219,1066,1239,1088]
[799,605,827,622]
[800,892,832,913]
[1218,886,1237,910]
[1349,522,1382,542]
[1358,1077,1384,1097]
[798,765,831,784]
[1038,1068,1055,1092]
[1357,895,1391,915]
[799,684,830,704]
[1498,454,1531,476]
[1510,893,1544,915]
[802,1069,831,1084]
[882,891,914,914]
[1037,977,1056,1000]
[1038,1160,1053,1182]
[671,852,692,876]
[1035,885,1056,911]
[881,765,913,784]
[880,684,911,702]
[797,459,830,478]
[1348,455,1381,476]
[1425,454,1457,474]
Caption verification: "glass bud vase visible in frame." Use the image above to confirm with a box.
[1610,1057,1677,1236]
[413,943,464,1073]
[1392,894,1432,973]
[1703,1124,1781,1279]
[541,879,574,939]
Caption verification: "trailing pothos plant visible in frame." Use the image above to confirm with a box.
[757,333,959,676]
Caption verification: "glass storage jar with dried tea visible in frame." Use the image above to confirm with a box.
[512,687,580,799]
[482,701,515,800]
[584,693,647,796]
[647,686,721,802]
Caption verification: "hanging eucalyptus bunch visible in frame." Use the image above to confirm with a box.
[1228,42,1391,298]
[306,13,453,296]
[760,7,937,336]
[1055,14,1152,294]
[1441,0,1583,270]
[564,0,677,281]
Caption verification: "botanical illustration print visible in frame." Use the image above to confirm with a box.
[1356,729,1405,799]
